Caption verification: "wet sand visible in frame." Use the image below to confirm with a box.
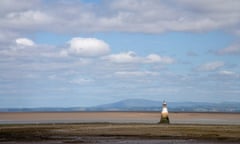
[0,112,240,125]
[1,123,239,144]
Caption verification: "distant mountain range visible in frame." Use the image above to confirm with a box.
[1,99,240,112]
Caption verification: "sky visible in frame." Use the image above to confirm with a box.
[0,0,240,108]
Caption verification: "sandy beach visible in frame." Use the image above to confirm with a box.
[0,112,240,125]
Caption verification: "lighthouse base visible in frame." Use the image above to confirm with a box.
[159,116,170,124]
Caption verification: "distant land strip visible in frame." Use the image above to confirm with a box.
[1,99,240,112]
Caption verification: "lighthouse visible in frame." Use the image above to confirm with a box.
[159,101,170,124]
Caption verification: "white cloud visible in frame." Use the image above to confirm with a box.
[6,10,50,23]
[15,38,35,47]
[146,54,175,64]
[103,51,174,64]
[213,70,240,80]
[217,70,240,78]
[115,71,159,77]
[103,51,139,63]
[90,0,240,33]
[1,10,52,32]
[1,0,240,34]
[197,61,225,72]
[216,44,240,55]
[70,78,94,85]
[218,70,236,76]
[0,0,37,14]
[67,37,110,57]
[59,50,69,57]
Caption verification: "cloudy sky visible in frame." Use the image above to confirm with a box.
[0,0,240,108]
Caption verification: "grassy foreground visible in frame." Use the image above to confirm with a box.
[0,123,240,142]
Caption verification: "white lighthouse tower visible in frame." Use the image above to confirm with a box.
[159,101,170,124]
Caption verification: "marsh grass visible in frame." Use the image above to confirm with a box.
[0,123,239,142]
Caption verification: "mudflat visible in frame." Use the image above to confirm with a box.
[0,112,240,124]
[1,112,240,143]
[0,123,239,144]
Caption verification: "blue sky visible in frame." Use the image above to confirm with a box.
[0,0,240,108]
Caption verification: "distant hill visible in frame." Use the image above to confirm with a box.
[88,99,240,112]
[91,99,161,110]
[1,99,240,112]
